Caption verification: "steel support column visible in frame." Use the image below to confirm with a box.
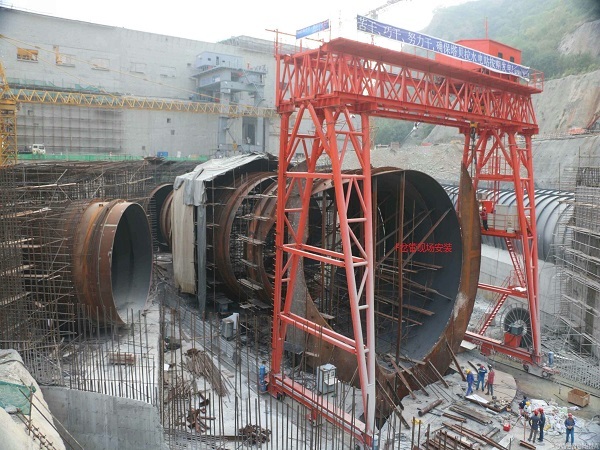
[270,102,376,445]
[463,128,541,363]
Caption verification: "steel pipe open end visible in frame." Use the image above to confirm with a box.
[70,200,153,325]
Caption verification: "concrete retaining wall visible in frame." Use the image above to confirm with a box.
[480,244,561,316]
[41,387,168,450]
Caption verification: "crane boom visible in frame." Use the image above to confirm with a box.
[0,63,18,166]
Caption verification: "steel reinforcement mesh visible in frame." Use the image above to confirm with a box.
[0,159,196,392]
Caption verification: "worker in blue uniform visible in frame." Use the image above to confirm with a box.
[476,363,488,391]
[465,369,474,396]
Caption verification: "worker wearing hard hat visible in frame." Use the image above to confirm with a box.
[465,369,474,396]
[524,401,532,420]
[486,365,495,396]
[538,408,546,443]
[565,412,576,445]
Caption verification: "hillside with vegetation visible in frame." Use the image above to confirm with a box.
[373,0,600,146]
[424,0,600,79]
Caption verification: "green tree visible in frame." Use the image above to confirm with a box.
[424,0,600,79]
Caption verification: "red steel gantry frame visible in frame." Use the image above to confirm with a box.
[270,38,543,445]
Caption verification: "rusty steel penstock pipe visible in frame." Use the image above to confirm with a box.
[65,199,153,324]
[158,188,174,250]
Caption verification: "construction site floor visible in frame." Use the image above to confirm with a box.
[389,348,600,449]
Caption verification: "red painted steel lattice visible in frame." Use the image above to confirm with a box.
[271,37,543,445]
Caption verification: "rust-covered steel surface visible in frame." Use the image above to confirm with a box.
[160,189,175,250]
[204,164,480,415]
[371,165,481,415]
[67,199,153,324]
[210,172,277,301]
[143,183,174,251]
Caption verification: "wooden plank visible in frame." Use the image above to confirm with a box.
[468,360,479,372]
[376,310,423,326]
[403,304,435,316]
[397,355,426,365]
[408,367,430,396]
[443,423,487,445]
[442,412,467,423]
[396,360,430,396]
[446,339,466,381]
[376,379,410,429]
[108,352,136,365]
[428,360,450,388]
[389,358,417,400]
[0,264,33,276]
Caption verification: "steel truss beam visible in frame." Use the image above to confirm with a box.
[10,88,277,118]
[0,64,17,166]
[277,39,541,131]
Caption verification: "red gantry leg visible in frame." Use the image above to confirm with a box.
[270,103,376,445]
[464,128,541,364]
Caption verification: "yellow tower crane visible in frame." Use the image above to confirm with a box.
[0,63,18,166]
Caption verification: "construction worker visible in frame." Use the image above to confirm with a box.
[538,408,546,443]
[524,401,532,420]
[565,412,576,445]
[518,395,527,415]
[476,363,487,391]
[486,364,495,396]
[465,369,474,396]
[480,206,489,231]
[528,409,540,442]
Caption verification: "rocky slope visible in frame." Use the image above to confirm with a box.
[415,68,600,188]
[534,69,600,134]
[559,19,600,58]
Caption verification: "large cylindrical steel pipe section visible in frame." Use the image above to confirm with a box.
[208,172,277,300]
[145,183,174,251]
[278,167,479,417]
[174,161,480,416]
[202,164,480,417]
[66,199,153,324]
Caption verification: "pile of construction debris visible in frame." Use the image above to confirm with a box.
[513,398,599,445]
[184,348,229,397]
[239,424,271,445]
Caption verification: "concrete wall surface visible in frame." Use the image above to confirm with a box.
[41,387,168,450]
[0,350,66,450]
[0,7,281,157]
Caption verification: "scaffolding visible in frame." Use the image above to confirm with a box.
[0,159,196,394]
[546,162,600,391]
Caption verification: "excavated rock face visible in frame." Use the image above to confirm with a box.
[559,19,600,58]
